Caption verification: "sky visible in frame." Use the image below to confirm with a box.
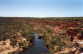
[0,0,83,17]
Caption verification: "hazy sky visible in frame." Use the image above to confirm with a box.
[0,0,83,17]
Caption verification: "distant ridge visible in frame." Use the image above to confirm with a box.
[0,17,82,23]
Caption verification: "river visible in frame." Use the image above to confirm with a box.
[20,34,49,54]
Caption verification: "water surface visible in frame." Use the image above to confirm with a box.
[20,34,49,54]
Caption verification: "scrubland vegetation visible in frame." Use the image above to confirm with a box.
[0,17,83,54]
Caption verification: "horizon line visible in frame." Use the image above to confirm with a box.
[0,16,83,18]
